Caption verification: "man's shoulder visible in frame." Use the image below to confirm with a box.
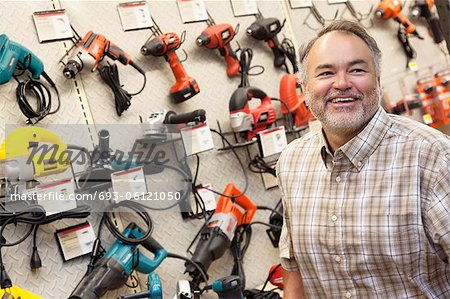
[387,114,450,149]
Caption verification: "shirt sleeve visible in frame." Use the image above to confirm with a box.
[425,151,450,262]
[277,158,299,272]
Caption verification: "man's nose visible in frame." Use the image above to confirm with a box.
[332,72,352,90]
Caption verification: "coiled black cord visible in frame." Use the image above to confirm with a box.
[281,38,298,74]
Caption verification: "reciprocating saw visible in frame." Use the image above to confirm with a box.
[69,223,168,299]
[63,30,145,78]
[196,23,240,78]
[141,31,199,103]
[246,17,286,68]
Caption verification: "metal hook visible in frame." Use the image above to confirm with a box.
[150,16,163,36]
[234,23,240,35]
[303,2,339,31]
[206,10,216,26]
[178,49,189,63]
[341,1,374,28]
[179,30,187,46]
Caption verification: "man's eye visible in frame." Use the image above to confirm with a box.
[317,71,333,77]
[350,69,366,73]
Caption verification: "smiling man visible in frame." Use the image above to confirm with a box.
[277,20,450,298]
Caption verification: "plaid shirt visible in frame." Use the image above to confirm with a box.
[277,107,450,298]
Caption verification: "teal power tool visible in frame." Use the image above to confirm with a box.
[69,223,168,299]
[117,272,163,299]
[210,276,243,299]
[0,34,44,84]
[0,34,60,124]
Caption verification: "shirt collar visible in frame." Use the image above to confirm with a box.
[319,107,392,170]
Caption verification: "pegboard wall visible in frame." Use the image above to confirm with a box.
[0,0,449,298]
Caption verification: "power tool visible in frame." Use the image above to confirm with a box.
[388,93,422,115]
[279,74,313,128]
[117,272,163,299]
[141,109,206,136]
[200,275,243,299]
[268,264,283,289]
[0,34,60,124]
[185,183,256,288]
[375,0,423,38]
[141,21,199,103]
[246,16,286,68]
[410,0,444,43]
[417,76,442,128]
[63,30,145,78]
[229,86,277,140]
[0,34,43,85]
[0,126,70,184]
[196,22,240,78]
[435,69,450,123]
[69,223,168,299]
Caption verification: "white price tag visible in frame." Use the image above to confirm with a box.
[32,10,73,42]
[195,184,216,211]
[257,126,287,158]
[230,0,259,17]
[180,123,214,156]
[36,179,77,216]
[117,1,153,31]
[56,222,96,261]
[289,0,312,8]
[177,0,208,23]
[111,167,147,201]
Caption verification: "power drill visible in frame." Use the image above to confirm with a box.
[0,34,44,85]
[375,0,423,38]
[63,30,144,78]
[196,23,240,78]
[229,86,277,140]
[185,183,256,287]
[246,17,286,68]
[69,223,168,299]
[410,0,444,43]
[141,31,199,103]
[279,74,313,128]
[117,272,163,299]
[210,276,243,299]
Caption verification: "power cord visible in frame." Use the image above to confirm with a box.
[238,48,265,88]
[244,264,282,299]
[281,38,298,74]
[249,155,276,176]
[98,63,146,117]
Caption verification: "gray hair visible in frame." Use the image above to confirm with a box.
[298,20,382,84]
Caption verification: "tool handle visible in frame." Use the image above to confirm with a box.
[268,37,285,68]
[97,129,110,158]
[165,109,206,124]
[395,13,423,38]
[167,51,189,82]
[428,16,444,43]
[220,44,240,77]
[107,42,132,65]
[221,183,257,224]
[136,249,168,273]
[397,29,416,59]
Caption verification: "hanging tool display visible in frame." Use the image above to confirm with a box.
[333,0,374,27]
[141,19,199,103]
[279,74,313,128]
[0,126,70,185]
[117,272,163,299]
[69,223,168,299]
[229,86,277,141]
[410,0,444,43]
[0,34,60,124]
[435,69,450,123]
[246,14,286,68]
[196,17,240,78]
[417,75,442,128]
[185,183,256,289]
[375,0,424,68]
[63,30,146,116]
[388,94,423,115]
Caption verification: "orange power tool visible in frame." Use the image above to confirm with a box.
[141,27,199,103]
[196,23,240,78]
[279,74,313,128]
[185,183,256,287]
[417,76,442,128]
[375,0,423,38]
[63,31,144,78]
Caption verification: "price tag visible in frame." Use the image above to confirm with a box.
[408,61,419,72]
[257,126,287,158]
[177,0,208,23]
[289,0,312,8]
[194,184,216,211]
[111,167,147,201]
[55,222,96,261]
[230,0,258,17]
[422,114,433,124]
[32,9,73,42]
[36,179,77,216]
[117,1,153,31]
[180,123,214,156]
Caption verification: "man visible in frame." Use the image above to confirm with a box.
[277,20,450,298]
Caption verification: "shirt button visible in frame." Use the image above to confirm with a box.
[357,161,363,167]
[335,176,341,183]
[335,256,341,263]
[331,215,337,222]
[345,291,352,298]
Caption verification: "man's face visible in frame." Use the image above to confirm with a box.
[304,31,381,135]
